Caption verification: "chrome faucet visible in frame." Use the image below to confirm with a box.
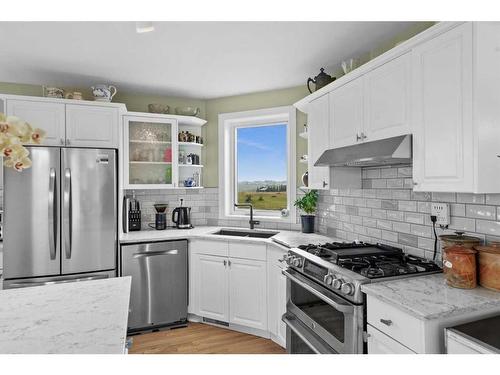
[234,203,260,230]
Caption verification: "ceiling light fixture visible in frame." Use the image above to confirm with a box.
[136,22,154,34]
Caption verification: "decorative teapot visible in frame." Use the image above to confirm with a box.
[91,84,117,102]
[307,68,335,93]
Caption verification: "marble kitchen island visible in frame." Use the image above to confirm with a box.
[0,277,131,354]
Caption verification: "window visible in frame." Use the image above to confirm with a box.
[219,106,296,222]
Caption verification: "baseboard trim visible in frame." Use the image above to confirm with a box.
[188,314,270,339]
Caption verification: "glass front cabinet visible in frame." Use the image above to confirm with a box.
[123,114,178,189]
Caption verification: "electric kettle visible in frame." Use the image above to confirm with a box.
[172,199,192,229]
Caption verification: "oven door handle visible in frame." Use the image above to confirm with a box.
[282,269,355,314]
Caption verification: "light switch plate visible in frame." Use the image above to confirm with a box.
[431,203,450,225]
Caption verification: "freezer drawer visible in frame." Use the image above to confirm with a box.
[2,270,116,289]
[121,240,188,331]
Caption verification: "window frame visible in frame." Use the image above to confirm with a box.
[218,106,296,223]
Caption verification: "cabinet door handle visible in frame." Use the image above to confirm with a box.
[223,260,227,266]
[356,133,362,142]
[497,154,500,158]
[228,260,231,267]
[361,132,367,140]
[60,138,65,145]
[322,181,328,188]
[380,319,393,326]
[66,139,71,145]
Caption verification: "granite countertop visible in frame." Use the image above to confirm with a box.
[120,226,335,249]
[0,277,131,354]
[362,274,500,321]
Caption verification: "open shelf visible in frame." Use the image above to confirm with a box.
[129,161,172,165]
[179,164,204,168]
[130,139,172,144]
[178,142,204,147]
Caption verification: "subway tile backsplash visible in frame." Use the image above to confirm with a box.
[316,166,500,262]
[125,187,304,231]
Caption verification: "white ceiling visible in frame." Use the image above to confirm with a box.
[0,22,420,99]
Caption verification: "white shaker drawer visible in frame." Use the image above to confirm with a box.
[229,242,267,261]
[367,324,416,354]
[367,295,425,353]
[190,239,229,257]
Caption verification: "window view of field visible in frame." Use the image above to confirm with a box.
[236,124,287,211]
[237,181,287,210]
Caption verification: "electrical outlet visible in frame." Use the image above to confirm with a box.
[431,203,450,226]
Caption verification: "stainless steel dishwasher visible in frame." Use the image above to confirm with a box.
[121,240,188,333]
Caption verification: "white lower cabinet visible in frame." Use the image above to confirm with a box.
[228,257,267,330]
[190,240,269,334]
[267,246,287,348]
[197,254,230,322]
[367,324,415,354]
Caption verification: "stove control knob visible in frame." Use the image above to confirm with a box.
[332,278,344,290]
[287,256,295,265]
[323,274,334,286]
[293,257,303,267]
[341,282,355,296]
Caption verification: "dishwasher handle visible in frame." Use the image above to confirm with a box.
[132,249,179,259]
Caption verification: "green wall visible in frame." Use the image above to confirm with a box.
[0,82,206,118]
[0,21,435,188]
[204,86,310,187]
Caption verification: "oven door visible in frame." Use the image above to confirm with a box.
[283,312,337,354]
[283,268,364,354]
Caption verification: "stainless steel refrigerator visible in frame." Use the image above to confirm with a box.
[3,147,117,288]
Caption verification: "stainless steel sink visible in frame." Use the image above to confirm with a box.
[212,229,279,239]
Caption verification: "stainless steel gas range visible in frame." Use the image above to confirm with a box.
[281,242,441,354]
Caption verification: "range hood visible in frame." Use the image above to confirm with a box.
[315,134,412,167]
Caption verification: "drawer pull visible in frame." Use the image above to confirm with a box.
[380,319,393,326]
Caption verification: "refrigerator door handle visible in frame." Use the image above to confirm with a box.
[48,168,57,260]
[64,168,72,259]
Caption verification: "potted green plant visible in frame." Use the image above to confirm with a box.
[294,189,318,233]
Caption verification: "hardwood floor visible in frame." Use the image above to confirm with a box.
[129,322,286,354]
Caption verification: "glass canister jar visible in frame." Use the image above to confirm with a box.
[474,242,500,291]
[443,245,478,289]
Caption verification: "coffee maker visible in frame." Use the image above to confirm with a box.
[153,203,168,230]
[172,199,192,229]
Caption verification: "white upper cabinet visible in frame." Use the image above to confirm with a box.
[3,96,124,149]
[329,79,363,148]
[364,53,411,142]
[412,23,474,192]
[66,104,119,148]
[228,258,267,331]
[6,99,65,146]
[307,93,330,189]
